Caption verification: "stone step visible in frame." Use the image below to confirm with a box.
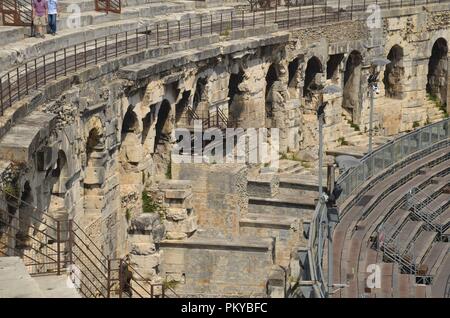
[278,159,304,174]
[33,274,82,298]
[0,26,27,46]
[57,1,193,32]
[0,257,44,298]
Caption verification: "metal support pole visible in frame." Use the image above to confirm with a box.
[56,221,61,275]
[368,85,374,154]
[107,259,111,298]
[68,220,73,265]
[327,215,333,296]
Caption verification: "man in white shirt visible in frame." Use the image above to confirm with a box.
[47,0,58,35]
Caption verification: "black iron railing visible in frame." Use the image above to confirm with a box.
[0,189,168,298]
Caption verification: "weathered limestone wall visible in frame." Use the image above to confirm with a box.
[159,237,274,297]
[172,163,248,239]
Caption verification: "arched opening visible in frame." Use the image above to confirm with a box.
[15,182,34,251]
[327,54,344,83]
[86,127,102,167]
[342,51,363,120]
[303,57,323,99]
[175,91,191,126]
[193,77,208,117]
[153,100,173,179]
[427,38,448,107]
[228,69,245,128]
[121,107,139,136]
[120,107,141,166]
[84,123,106,215]
[265,63,279,120]
[47,150,70,240]
[288,58,300,88]
[154,100,172,153]
[383,45,404,98]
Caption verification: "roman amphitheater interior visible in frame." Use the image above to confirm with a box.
[0,0,449,299]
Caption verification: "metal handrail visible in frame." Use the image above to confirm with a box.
[1,0,446,115]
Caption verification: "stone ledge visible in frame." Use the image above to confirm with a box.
[239,213,297,229]
[160,236,273,252]
[249,196,315,208]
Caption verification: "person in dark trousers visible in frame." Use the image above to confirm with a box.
[47,0,58,35]
[32,0,48,38]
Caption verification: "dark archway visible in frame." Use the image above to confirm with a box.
[327,54,344,83]
[342,51,363,120]
[383,45,404,98]
[175,91,191,125]
[427,38,448,107]
[121,107,139,137]
[193,77,208,116]
[265,63,279,119]
[154,100,172,153]
[288,58,300,88]
[303,56,323,98]
[228,70,245,127]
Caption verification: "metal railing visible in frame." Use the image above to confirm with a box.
[0,189,167,298]
[337,118,450,206]
[305,118,450,297]
[304,196,328,297]
[0,0,32,26]
[1,0,447,115]
[95,0,121,14]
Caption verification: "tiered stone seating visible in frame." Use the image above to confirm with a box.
[333,143,450,298]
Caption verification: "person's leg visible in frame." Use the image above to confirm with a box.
[51,14,57,34]
[48,14,54,34]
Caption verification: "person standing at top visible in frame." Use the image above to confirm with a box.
[32,0,48,38]
[47,0,58,36]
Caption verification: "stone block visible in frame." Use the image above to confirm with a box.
[84,166,106,185]
[131,242,157,256]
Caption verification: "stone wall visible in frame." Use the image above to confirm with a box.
[160,237,274,297]
[172,163,248,239]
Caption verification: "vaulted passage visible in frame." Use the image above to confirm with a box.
[175,91,191,125]
[343,51,362,120]
[265,63,279,120]
[327,54,344,83]
[227,69,245,128]
[84,123,106,215]
[153,100,173,178]
[427,38,448,106]
[303,56,323,102]
[383,45,404,98]
[193,77,208,117]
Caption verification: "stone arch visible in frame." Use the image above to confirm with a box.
[16,181,34,249]
[265,63,280,120]
[427,37,448,107]
[175,91,191,126]
[84,118,106,215]
[228,68,245,128]
[326,54,344,84]
[46,150,70,239]
[383,45,405,99]
[193,76,208,117]
[120,106,142,166]
[154,100,172,153]
[288,58,300,88]
[303,56,323,99]
[153,99,173,178]
[342,50,363,121]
